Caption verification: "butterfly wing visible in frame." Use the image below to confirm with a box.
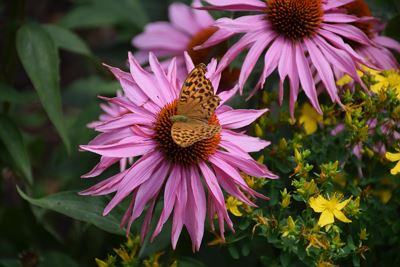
[171,120,221,148]
[177,63,220,122]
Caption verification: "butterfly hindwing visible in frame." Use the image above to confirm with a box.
[171,64,221,148]
[171,120,221,148]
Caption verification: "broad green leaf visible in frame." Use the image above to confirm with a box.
[17,188,124,235]
[0,116,33,184]
[16,23,70,152]
[59,0,148,29]
[0,83,37,104]
[43,24,91,56]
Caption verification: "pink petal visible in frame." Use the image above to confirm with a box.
[323,0,355,10]
[140,197,157,242]
[104,151,163,215]
[305,38,340,104]
[80,137,155,158]
[374,36,400,53]
[198,161,225,208]
[95,113,153,132]
[81,156,120,178]
[203,0,266,11]
[103,64,148,106]
[185,166,206,251]
[221,129,270,152]
[171,168,187,249]
[169,2,202,36]
[214,15,268,33]
[322,23,374,46]
[323,13,358,23]
[295,43,322,114]
[87,128,132,146]
[152,165,182,240]
[79,169,129,196]
[192,0,215,28]
[149,52,176,103]
[216,32,257,75]
[218,108,268,129]
[239,32,275,92]
[132,22,189,51]
[215,150,278,179]
[128,52,165,107]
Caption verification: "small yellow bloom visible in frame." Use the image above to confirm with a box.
[114,247,131,263]
[385,151,400,175]
[226,196,243,217]
[299,103,323,134]
[309,194,352,227]
[95,259,108,267]
[280,188,291,209]
[359,228,368,241]
[281,216,296,237]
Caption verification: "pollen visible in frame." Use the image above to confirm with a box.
[153,100,220,166]
[266,0,323,40]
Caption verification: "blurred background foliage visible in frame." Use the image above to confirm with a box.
[0,0,399,266]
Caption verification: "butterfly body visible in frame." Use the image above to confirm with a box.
[170,64,221,148]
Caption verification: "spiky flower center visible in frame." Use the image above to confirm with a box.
[153,100,220,165]
[266,0,323,40]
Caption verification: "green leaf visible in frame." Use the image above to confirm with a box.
[59,0,148,29]
[17,188,124,235]
[43,24,91,56]
[0,116,33,184]
[0,83,37,104]
[16,23,70,152]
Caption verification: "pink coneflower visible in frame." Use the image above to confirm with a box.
[132,0,239,90]
[198,0,378,116]
[342,0,400,69]
[80,52,277,251]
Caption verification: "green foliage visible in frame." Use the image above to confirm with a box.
[16,23,70,152]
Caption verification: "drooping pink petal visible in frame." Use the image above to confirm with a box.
[152,165,182,240]
[218,108,268,129]
[203,0,266,11]
[171,167,187,249]
[81,156,120,178]
[95,113,153,132]
[295,43,322,114]
[79,169,129,196]
[149,52,176,103]
[374,36,400,53]
[221,129,270,152]
[215,150,278,179]
[239,32,276,92]
[103,151,163,215]
[185,166,206,251]
[198,162,225,208]
[323,0,355,10]
[305,38,340,104]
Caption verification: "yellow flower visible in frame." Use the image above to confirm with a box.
[114,247,131,263]
[309,194,352,227]
[336,65,377,86]
[226,196,243,217]
[359,228,368,241]
[371,70,400,97]
[299,103,323,134]
[385,151,400,175]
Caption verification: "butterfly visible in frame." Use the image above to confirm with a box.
[170,63,221,148]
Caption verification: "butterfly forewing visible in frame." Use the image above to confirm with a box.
[177,63,220,121]
[171,64,221,148]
